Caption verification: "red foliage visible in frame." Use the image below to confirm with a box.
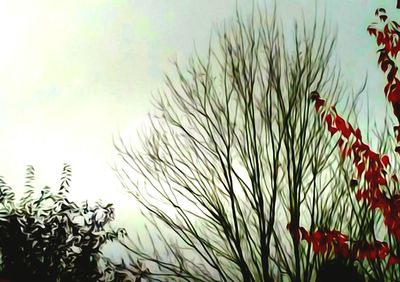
[287,223,391,261]
[287,224,350,257]
[302,92,400,265]
[388,255,400,266]
[289,10,400,266]
[352,240,389,260]
[310,92,393,212]
[368,8,400,152]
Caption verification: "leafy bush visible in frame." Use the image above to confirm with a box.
[0,164,129,282]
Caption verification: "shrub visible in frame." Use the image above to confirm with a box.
[0,164,128,282]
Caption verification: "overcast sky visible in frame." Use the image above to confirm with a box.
[0,0,398,258]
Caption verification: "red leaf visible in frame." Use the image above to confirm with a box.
[388,83,400,103]
[378,32,384,45]
[340,245,349,257]
[388,256,400,266]
[334,115,345,130]
[388,65,398,83]
[337,233,349,245]
[355,128,362,139]
[367,150,379,162]
[358,249,367,260]
[314,98,324,112]
[325,114,338,135]
[313,230,322,241]
[378,242,390,259]
[369,249,378,260]
[365,169,373,182]
[324,113,332,124]
[368,26,377,36]
[312,242,320,253]
[378,176,387,186]
[381,155,390,167]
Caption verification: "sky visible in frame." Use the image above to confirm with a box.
[0,0,399,260]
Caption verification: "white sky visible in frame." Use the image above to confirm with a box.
[0,0,399,256]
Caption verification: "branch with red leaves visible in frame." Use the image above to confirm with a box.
[287,222,397,263]
[310,92,393,211]
[368,8,400,153]
[285,8,400,280]
[287,91,400,266]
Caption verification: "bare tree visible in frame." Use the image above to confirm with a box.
[115,7,357,282]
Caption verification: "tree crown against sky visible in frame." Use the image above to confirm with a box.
[115,6,359,281]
